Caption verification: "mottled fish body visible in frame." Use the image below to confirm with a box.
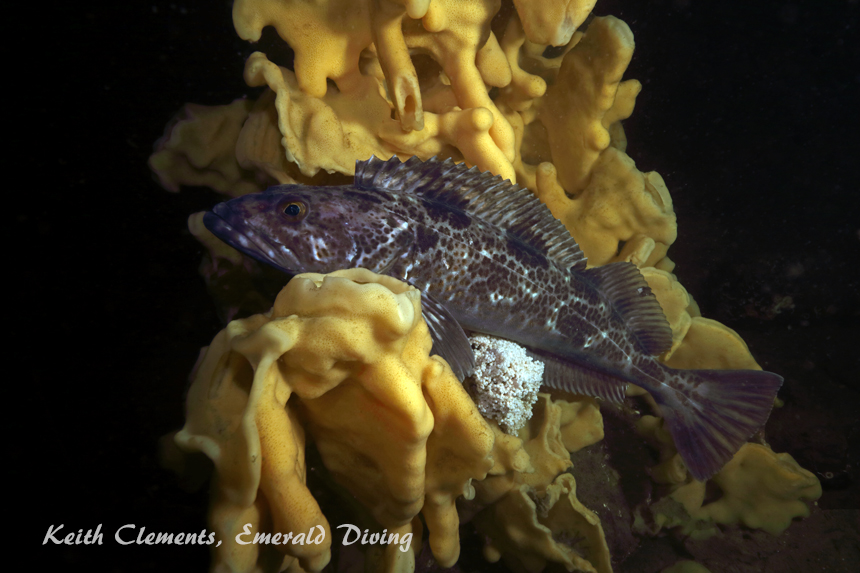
[203,156,783,480]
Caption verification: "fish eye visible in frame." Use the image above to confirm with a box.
[282,201,307,218]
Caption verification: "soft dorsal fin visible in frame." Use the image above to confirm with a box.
[355,156,588,271]
[583,262,673,356]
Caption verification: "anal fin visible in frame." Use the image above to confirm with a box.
[527,349,628,403]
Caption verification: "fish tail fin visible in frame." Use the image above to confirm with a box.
[654,367,783,481]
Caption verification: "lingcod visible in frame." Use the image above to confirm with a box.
[203,156,783,480]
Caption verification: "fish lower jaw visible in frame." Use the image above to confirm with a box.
[203,212,301,273]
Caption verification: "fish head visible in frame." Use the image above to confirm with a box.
[203,185,368,274]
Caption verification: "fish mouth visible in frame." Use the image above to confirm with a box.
[203,206,301,274]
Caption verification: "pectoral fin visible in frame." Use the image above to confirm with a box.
[420,293,475,381]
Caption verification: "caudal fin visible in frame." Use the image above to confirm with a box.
[657,368,783,481]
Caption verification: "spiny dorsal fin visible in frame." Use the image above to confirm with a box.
[583,262,673,356]
[355,156,587,271]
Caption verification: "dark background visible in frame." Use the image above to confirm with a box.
[19,0,857,571]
